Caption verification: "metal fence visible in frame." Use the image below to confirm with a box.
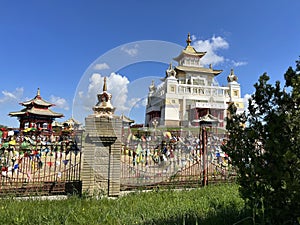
[0,131,82,196]
[120,129,236,190]
[0,126,235,195]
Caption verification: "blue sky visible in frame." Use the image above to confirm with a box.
[0,0,299,127]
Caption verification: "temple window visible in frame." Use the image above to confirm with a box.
[179,79,185,84]
[192,78,205,86]
[185,58,190,65]
[170,86,175,92]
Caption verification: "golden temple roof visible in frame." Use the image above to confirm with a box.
[9,88,64,119]
[22,88,53,107]
[174,33,206,61]
[120,113,135,123]
[9,107,63,118]
[64,117,81,125]
[175,65,222,76]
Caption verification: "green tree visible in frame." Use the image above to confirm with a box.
[223,58,300,224]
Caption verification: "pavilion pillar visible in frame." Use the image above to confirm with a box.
[19,120,24,130]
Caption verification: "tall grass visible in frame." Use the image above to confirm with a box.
[0,184,250,225]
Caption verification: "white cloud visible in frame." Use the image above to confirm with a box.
[76,73,155,125]
[192,35,248,68]
[192,35,229,66]
[0,87,24,103]
[2,91,17,99]
[121,44,139,56]
[79,72,130,114]
[88,73,102,94]
[93,63,110,70]
[109,72,130,112]
[243,93,252,113]
[232,60,248,67]
[50,95,69,110]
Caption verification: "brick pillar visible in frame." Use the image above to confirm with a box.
[82,115,122,196]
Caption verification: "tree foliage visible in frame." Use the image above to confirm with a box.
[223,58,300,224]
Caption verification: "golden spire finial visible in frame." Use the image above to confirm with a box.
[103,77,107,92]
[37,88,40,96]
[227,68,238,82]
[186,33,192,46]
[230,68,234,75]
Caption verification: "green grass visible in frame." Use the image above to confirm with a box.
[0,184,251,225]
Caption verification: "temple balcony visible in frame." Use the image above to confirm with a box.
[177,84,229,97]
[191,102,226,110]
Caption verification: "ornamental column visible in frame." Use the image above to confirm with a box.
[82,77,122,196]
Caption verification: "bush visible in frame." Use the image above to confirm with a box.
[223,58,300,224]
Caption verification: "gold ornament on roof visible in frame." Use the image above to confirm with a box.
[37,88,41,96]
[166,62,176,77]
[227,69,238,82]
[103,77,107,91]
[149,80,156,92]
[186,33,192,46]
[93,76,115,117]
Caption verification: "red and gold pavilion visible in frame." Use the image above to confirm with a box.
[9,88,64,131]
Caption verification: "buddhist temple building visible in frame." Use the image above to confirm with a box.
[145,34,244,129]
[64,117,82,130]
[120,113,135,128]
[9,88,64,131]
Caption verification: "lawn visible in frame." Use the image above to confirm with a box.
[0,184,251,225]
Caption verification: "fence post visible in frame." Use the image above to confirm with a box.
[82,116,122,197]
[81,76,122,197]
[202,127,208,186]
